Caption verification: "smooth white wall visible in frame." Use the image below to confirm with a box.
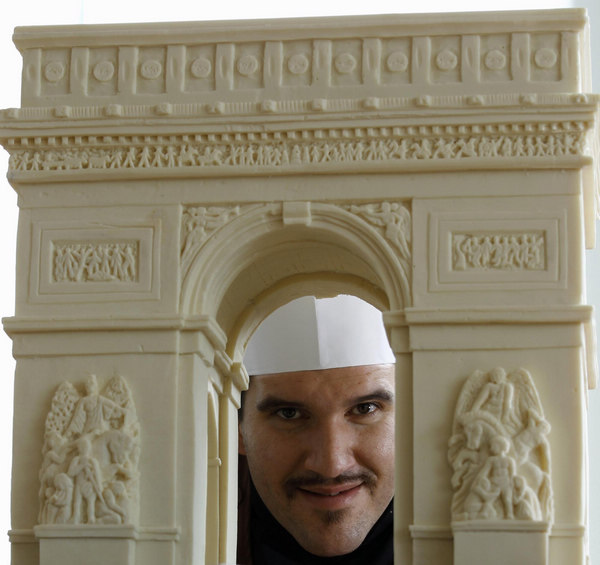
[0,0,596,563]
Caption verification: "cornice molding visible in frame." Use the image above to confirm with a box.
[1,93,597,125]
[10,10,591,109]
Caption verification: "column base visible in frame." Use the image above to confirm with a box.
[34,525,137,565]
[453,520,550,565]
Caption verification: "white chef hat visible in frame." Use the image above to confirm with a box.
[243,295,395,375]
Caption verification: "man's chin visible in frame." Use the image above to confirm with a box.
[289,513,367,557]
[322,508,348,525]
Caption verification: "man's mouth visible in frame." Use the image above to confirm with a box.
[296,483,364,509]
[299,483,362,496]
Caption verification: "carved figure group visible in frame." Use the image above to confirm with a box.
[53,242,137,283]
[453,233,545,271]
[181,205,241,269]
[448,368,553,523]
[348,201,411,263]
[8,127,586,175]
[39,375,140,526]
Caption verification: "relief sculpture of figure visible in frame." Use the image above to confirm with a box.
[38,374,140,526]
[38,431,68,522]
[347,201,411,264]
[469,367,517,427]
[67,437,104,524]
[464,475,500,520]
[45,473,73,524]
[449,421,482,490]
[513,475,542,520]
[476,436,517,519]
[96,481,128,524]
[66,375,127,438]
[448,367,553,524]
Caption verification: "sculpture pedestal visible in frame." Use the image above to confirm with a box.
[34,525,136,565]
[453,521,550,565]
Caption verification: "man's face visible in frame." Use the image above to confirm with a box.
[239,363,395,557]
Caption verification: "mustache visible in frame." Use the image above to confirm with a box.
[284,471,377,498]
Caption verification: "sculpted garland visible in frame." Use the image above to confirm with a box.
[39,375,140,526]
[6,121,588,175]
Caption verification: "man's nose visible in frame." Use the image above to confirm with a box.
[303,419,356,478]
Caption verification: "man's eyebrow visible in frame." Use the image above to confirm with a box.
[255,396,305,413]
[350,389,395,405]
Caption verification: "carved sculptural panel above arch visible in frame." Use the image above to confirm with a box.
[179,200,412,348]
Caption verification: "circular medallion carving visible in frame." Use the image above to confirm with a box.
[190,57,212,78]
[140,59,162,79]
[435,49,458,71]
[44,61,65,83]
[534,48,557,69]
[287,53,309,75]
[386,51,408,72]
[484,49,506,70]
[334,53,357,74]
[237,55,259,76]
[93,61,115,82]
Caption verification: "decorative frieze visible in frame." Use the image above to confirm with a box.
[39,375,140,526]
[429,212,565,292]
[53,241,138,283]
[448,368,553,523]
[452,233,545,272]
[4,120,590,177]
[31,223,160,303]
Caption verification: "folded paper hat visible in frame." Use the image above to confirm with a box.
[243,295,395,375]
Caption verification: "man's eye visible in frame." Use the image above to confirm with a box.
[352,402,378,415]
[276,407,301,420]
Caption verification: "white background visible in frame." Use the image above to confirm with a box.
[0,0,598,563]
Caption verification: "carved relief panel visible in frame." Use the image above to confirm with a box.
[449,368,552,523]
[29,222,161,304]
[39,375,140,526]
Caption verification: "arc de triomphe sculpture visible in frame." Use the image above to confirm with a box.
[0,9,598,565]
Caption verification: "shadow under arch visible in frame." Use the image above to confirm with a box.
[181,201,411,358]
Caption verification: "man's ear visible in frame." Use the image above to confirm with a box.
[238,423,247,455]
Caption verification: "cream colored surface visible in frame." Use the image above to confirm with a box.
[0,9,598,565]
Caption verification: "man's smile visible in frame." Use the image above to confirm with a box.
[295,482,365,510]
